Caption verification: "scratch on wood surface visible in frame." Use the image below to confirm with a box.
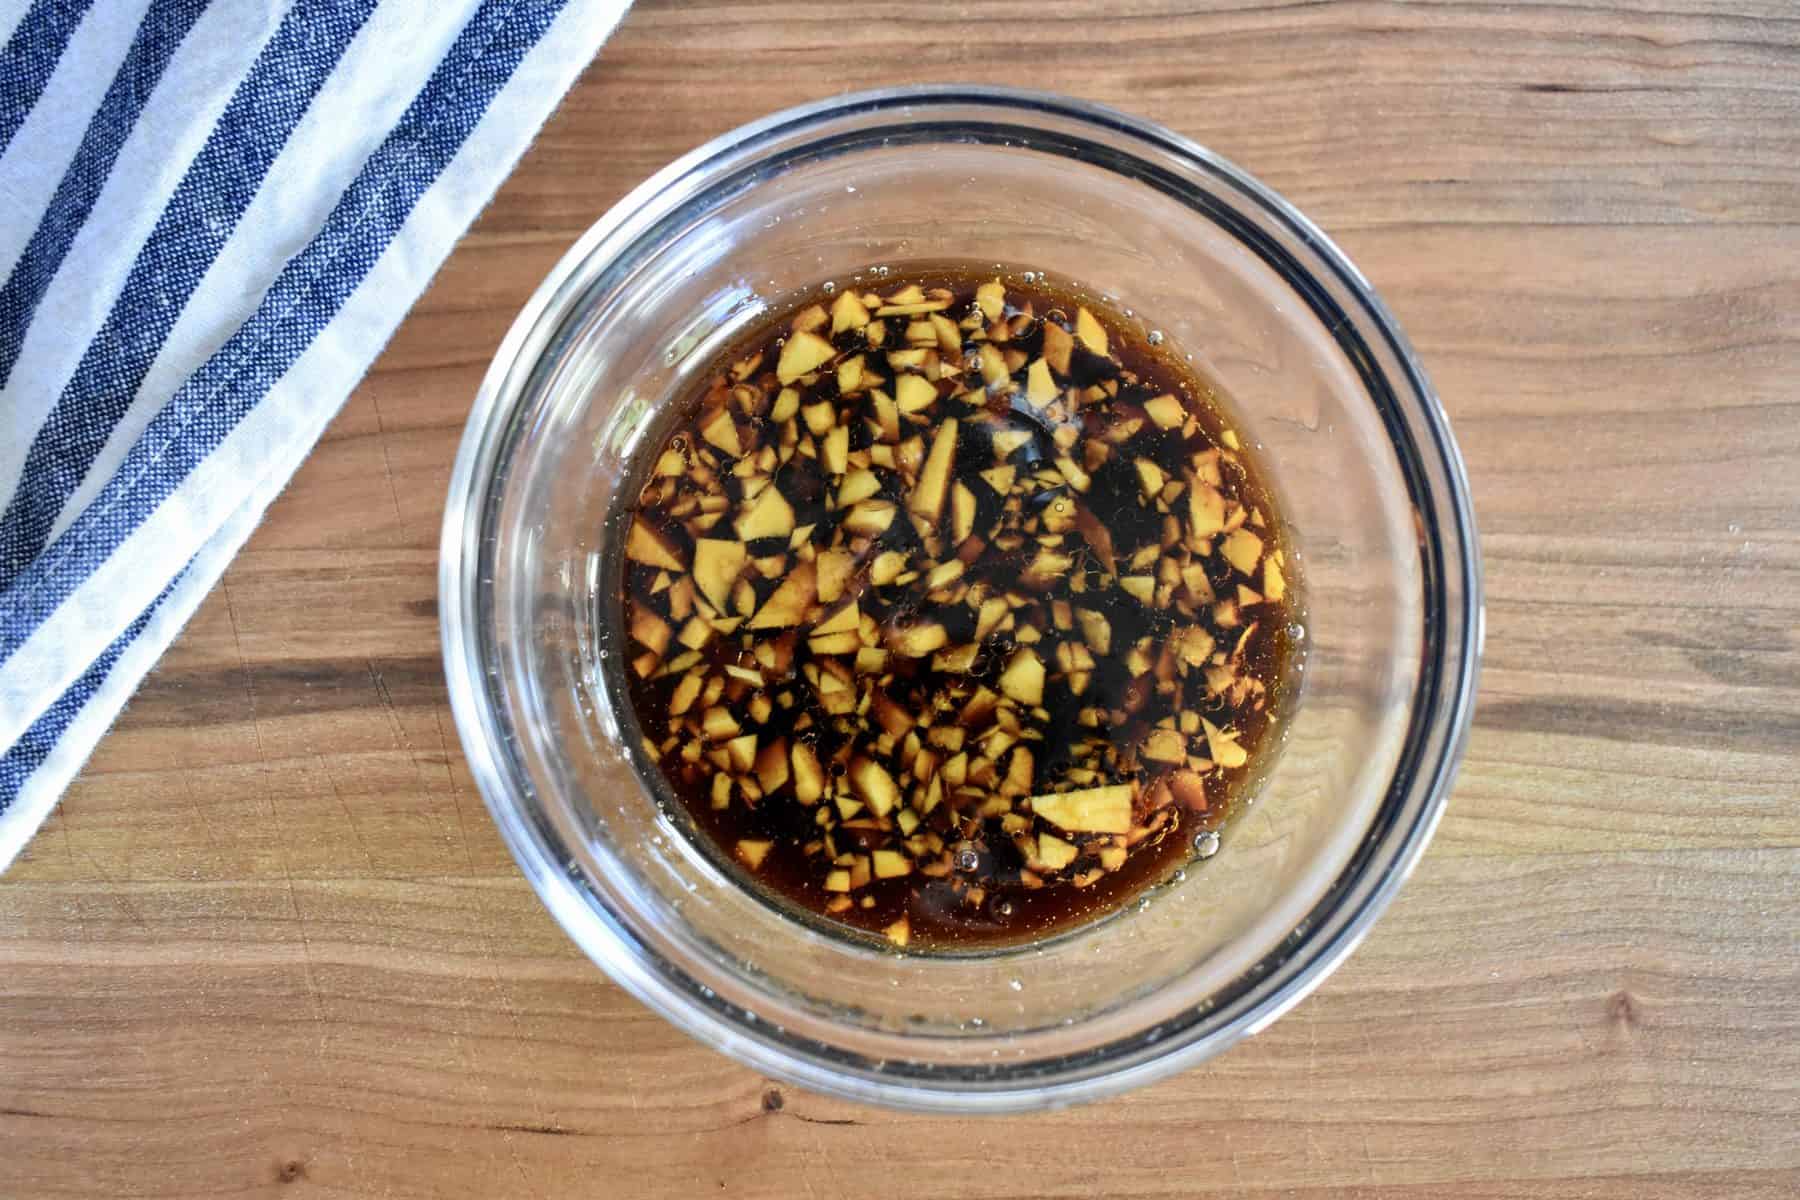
[433,912,545,1200]
[429,704,478,871]
[220,577,269,764]
[79,853,149,929]
[1224,1122,1248,1196]
[620,1055,645,1114]
[293,895,330,1060]
[47,812,92,943]
[367,657,462,865]
[487,1121,575,1137]
[315,754,375,872]
[471,1035,542,1199]
[367,658,426,776]
[499,1129,542,1200]
[368,393,410,543]
[1358,1021,1381,1070]
[464,885,561,1151]
[802,1123,847,1198]
[267,780,322,1060]
[266,771,297,900]
[178,769,221,850]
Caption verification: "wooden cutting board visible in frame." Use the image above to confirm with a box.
[4,1,1796,1195]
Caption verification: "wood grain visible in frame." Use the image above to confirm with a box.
[4,1,1798,1195]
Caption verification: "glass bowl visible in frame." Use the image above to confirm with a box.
[439,86,1481,1112]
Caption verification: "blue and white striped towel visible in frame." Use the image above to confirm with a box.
[0,0,630,868]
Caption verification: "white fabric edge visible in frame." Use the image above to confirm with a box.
[0,0,630,863]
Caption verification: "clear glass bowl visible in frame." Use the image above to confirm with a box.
[439,86,1481,1112]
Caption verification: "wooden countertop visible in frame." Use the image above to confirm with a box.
[4,2,1796,1195]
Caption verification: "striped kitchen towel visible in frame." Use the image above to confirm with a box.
[0,0,630,868]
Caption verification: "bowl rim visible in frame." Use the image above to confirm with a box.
[439,84,1484,1112]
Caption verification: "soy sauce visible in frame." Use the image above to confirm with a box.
[617,268,1302,950]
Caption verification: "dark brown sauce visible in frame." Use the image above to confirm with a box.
[615,267,1302,951]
